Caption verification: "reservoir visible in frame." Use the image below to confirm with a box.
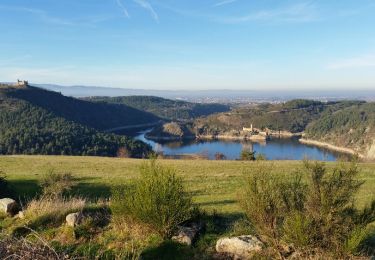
[135,131,342,161]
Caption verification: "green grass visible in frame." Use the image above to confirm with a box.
[1,155,375,213]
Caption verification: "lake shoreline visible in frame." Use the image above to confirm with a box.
[299,138,363,158]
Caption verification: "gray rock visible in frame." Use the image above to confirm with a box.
[172,222,203,246]
[0,198,19,215]
[216,235,264,259]
[66,212,82,227]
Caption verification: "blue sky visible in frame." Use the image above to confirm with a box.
[0,0,375,90]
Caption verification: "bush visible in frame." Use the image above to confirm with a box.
[256,153,267,161]
[240,150,256,161]
[240,163,305,251]
[240,161,375,257]
[111,160,194,238]
[215,152,226,160]
[40,170,75,198]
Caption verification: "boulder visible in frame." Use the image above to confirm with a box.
[0,198,19,215]
[216,235,264,259]
[66,212,82,227]
[172,222,203,246]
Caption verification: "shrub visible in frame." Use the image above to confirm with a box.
[215,152,226,160]
[256,153,267,161]
[240,163,305,251]
[40,170,75,198]
[240,161,375,257]
[240,150,256,161]
[111,160,194,238]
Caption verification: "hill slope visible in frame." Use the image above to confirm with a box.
[86,96,230,121]
[305,102,375,159]
[4,86,160,130]
[194,100,365,135]
[0,85,152,157]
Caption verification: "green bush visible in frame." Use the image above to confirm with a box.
[111,160,194,238]
[40,170,75,198]
[256,153,267,161]
[240,161,375,257]
[240,150,256,161]
[240,163,305,250]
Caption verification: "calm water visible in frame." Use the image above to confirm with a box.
[135,131,341,161]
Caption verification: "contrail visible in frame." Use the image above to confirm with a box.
[116,0,130,18]
[214,0,238,7]
[133,0,159,22]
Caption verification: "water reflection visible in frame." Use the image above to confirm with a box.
[135,130,341,161]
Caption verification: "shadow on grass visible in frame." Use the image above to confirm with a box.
[197,199,237,207]
[7,179,41,202]
[141,212,247,260]
[7,177,114,202]
[141,241,194,260]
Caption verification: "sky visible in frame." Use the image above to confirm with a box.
[0,0,375,90]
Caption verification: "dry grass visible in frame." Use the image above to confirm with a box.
[101,216,155,258]
[0,234,64,260]
[25,196,86,225]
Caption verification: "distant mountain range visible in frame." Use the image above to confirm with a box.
[29,83,375,102]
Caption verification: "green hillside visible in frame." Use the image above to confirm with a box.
[86,96,230,121]
[0,85,152,157]
[4,86,160,130]
[194,99,365,135]
[305,102,375,158]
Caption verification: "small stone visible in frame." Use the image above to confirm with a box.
[216,235,264,259]
[66,212,82,227]
[0,198,19,216]
[172,222,203,246]
[15,211,25,219]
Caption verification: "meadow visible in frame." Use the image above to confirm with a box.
[1,155,375,213]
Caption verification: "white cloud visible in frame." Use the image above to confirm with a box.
[216,2,318,24]
[115,0,130,18]
[214,0,238,7]
[327,53,375,70]
[133,0,159,22]
[0,5,113,26]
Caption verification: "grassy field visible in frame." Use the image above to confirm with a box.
[1,155,375,213]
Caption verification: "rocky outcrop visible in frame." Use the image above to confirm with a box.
[216,235,264,259]
[0,198,19,216]
[66,212,83,227]
[172,222,204,246]
[146,122,195,140]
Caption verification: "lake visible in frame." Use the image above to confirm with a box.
[135,131,342,161]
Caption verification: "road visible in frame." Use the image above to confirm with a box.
[103,120,163,133]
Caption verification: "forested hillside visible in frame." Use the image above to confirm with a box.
[86,96,230,121]
[5,86,160,130]
[0,85,151,157]
[194,99,365,134]
[305,102,375,158]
